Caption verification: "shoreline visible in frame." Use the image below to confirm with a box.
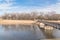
[0,20,35,25]
[0,19,60,25]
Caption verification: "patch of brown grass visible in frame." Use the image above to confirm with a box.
[0,20,35,25]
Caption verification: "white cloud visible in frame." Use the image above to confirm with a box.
[42,2,60,13]
[0,0,60,15]
[0,0,16,15]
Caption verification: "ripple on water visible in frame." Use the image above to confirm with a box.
[52,28,60,38]
[0,24,46,40]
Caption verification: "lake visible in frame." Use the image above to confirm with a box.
[0,24,60,40]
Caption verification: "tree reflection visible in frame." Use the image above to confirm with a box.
[1,24,33,31]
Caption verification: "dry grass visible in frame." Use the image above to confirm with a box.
[0,19,60,25]
[45,20,60,24]
[0,20,35,25]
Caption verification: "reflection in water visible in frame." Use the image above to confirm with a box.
[2,25,34,31]
[52,28,60,38]
[0,24,60,40]
[0,24,46,40]
[43,28,54,39]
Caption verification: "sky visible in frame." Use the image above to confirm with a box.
[0,0,60,15]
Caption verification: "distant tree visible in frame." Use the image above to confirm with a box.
[31,12,38,20]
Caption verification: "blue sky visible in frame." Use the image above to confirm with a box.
[0,0,60,15]
[13,0,57,6]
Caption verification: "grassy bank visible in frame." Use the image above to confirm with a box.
[45,20,60,24]
[0,19,60,25]
[0,20,35,25]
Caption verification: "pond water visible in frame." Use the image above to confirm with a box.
[0,24,60,40]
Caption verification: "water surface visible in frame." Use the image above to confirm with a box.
[0,24,60,40]
[0,24,46,40]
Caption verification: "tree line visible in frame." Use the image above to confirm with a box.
[1,11,60,20]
